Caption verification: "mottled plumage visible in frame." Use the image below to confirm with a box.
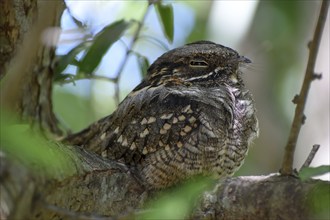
[66,41,259,189]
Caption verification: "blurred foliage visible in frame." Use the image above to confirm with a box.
[0,110,76,178]
[308,182,330,219]
[140,176,213,219]
[155,2,174,43]
[53,87,104,132]
[248,1,312,121]
[185,1,212,42]
[300,165,330,181]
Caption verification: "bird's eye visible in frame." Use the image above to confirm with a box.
[189,60,208,68]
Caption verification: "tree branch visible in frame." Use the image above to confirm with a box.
[191,175,329,220]
[1,147,329,219]
[281,0,329,175]
[300,144,321,171]
[58,73,117,85]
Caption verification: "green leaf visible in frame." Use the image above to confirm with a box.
[54,41,92,76]
[139,176,213,220]
[155,2,174,43]
[299,165,330,180]
[136,53,150,79]
[308,182,330,219]
[53,73,76,85]
[78,20,131,74]
[0,111,76,177]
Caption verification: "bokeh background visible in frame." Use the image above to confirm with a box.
[53,1,329,180]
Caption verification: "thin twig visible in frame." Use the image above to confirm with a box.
[59,74,117,85]
[280,0,329,175]
[112,4,152,105]
[300,144,320,171]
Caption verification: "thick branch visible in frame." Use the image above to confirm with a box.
[192,175,329,220]
[1,147,329,219]
[281,0,329,174]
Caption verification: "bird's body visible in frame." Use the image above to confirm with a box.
[66,41,259,189]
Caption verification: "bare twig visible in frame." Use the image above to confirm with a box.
[281,0,329,175]
[59,74,116,85]
[300,144,320,171]
[112,4,152,105]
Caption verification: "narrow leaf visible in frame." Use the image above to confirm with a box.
[155,3,174,43]
[53,73,74,82]
[299,165,330,180]
[54,41,92,75]
[136,54,149,79]
[78,20,131,74]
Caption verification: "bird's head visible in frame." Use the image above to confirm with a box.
[146,41,250,88]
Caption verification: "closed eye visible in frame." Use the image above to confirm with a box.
[189,60,208,68]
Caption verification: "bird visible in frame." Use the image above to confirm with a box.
[65,41,259,189]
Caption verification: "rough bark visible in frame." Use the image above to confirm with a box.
[1,146,329,219]
[192,175,329,220]
[0,0,37,79]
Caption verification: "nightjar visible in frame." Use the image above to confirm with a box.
[65,41,259,189]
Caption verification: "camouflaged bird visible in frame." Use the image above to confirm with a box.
[65,41,259,189]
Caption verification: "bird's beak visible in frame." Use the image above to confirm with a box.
[239,56,251,64]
